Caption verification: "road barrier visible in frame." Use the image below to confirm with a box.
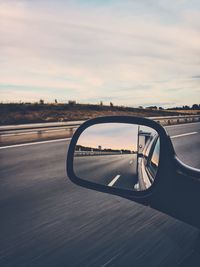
[148,115,200,126]
[0,115,199,146]
[74,150,123,157]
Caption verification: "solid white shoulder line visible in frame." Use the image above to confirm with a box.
[0,138,71,150]
[171,132,198,139]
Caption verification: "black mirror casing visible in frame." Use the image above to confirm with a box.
[67,116,200,228]
[67,116,175,202]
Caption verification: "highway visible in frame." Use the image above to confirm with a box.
[0,122,200,267]
[74,154,138,190]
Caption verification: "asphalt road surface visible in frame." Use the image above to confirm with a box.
[166,122,200,168]
[74,154,137,190]
[0,122,200,267]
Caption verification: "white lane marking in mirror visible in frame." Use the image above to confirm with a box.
[171,132,198,139]
[129,160,133,165]
[0,138,71,150]
[108,175,121,187]
[134,183,139,190]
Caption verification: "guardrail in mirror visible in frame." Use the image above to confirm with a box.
[73,123,160,191]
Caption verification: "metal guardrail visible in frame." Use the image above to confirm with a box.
[0,115,199,146]
[74,151,122,157]
[0,120,85,132]
[0,115,199,134]
[0,121,84,140]
[149,115,200,126]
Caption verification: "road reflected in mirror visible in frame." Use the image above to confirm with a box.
[73,123,160,191]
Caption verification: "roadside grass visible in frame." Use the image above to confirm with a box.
[0,103,193,125]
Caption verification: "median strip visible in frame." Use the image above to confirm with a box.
[171,132,198,139]
[108,175,121,187]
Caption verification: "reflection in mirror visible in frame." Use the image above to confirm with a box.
[73,123,160,191]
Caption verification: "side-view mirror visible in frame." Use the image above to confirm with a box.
[67,116,200,228]
[72,122,160,192]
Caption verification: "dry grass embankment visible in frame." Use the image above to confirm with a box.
[0,103,190,125]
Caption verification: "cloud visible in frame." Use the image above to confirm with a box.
[0,0,200,107]
[192,75,200,79]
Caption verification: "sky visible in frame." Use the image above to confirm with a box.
[77,123,138,151]
[77,123,156,151]
[0,0,200,107]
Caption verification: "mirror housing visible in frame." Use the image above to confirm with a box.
[67,116,175,203]
[67,116,200,229]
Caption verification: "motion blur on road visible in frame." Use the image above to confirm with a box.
[0,122,200,267]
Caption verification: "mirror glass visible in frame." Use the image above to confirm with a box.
[73,123,160,191]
